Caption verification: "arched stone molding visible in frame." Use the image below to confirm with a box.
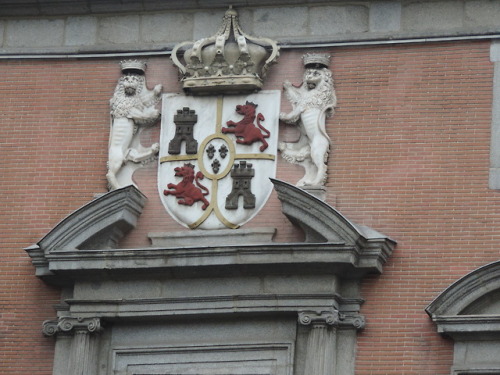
[426,260,500,334]
[25,185,146,282]
[426,261,500,374]
[271,178,395,273]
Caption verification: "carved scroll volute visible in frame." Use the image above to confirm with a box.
[298,310,339,326]
[43,317,102,336]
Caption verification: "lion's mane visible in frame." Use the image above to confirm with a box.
[110,75,145,118]
[289,68,336,115]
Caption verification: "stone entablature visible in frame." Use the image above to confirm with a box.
[1,1,500,56]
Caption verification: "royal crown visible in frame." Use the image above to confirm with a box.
[171,7,280,95]
[303,53,330,69]
[120,60,147,74]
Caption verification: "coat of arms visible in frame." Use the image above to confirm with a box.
[158,91,280,229]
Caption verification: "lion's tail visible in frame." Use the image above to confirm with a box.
[256,113,270,138]
[195,171,210,196]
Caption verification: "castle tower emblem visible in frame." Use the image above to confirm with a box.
[225,161,256,210]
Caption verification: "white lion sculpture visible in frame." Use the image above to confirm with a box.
[279,63,336,187]
[107,63,162,190]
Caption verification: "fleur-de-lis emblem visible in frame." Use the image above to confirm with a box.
[219,145,228,158]
[211,159,221,174]
[206,144,216,159]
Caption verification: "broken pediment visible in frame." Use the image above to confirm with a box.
[26,179,395,285]
[25,185,146,282]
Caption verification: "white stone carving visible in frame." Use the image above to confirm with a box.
[107,60,162,190]
[279,54,336,187]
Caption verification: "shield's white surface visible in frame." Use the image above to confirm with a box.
[158,90,280,229]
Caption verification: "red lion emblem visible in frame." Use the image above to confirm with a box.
[222,101,270,152]
[163,164,210,210]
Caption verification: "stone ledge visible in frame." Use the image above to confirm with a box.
[1,1,499,57]
[149,227,276,247]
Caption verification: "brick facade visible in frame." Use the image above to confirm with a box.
[0,40,497,374]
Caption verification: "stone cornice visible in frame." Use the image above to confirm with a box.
[426,261,500,340]
[1,2,499,58]
[37,242,385,284]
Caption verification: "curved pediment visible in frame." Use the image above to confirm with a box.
[25,186,146,281]
[426,261,500,317]
[38,185,146,252]
[270,178,395,245]
[426,261,500,338]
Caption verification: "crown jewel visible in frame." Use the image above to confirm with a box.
[303,53,330,69]
[171,7,280,95]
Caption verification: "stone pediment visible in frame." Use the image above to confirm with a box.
[25,185,146,283]
[426,261,500,373]
[426,261,500,338]
[26,179,395,286]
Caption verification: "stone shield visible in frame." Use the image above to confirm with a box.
[158,91,280,229]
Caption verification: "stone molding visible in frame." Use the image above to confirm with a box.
[489,40,500,189]
[111,342,294,375]
[66,294,363,320]
[26,178,394,375]
[26,179,395,285]
[1,1,500,57]
[25,185,146,283]
[38,185,145,252]
[426,260,500,373]
[271,178,396,271]
[426,260,500,319]
[149,227,276,247]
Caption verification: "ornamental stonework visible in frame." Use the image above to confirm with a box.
[279,53,337,188]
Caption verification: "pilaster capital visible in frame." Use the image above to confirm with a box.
[298,310,365,330]
[298,310,340,326]
[42,317,102,337]
[338,313,366,330]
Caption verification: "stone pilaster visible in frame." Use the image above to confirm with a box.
[43,317,102,375]
[298,310,339,375]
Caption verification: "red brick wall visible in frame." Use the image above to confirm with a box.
[0,40,495,374]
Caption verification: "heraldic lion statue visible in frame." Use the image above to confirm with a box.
[279,54,336,187]
[107,60,162,190]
